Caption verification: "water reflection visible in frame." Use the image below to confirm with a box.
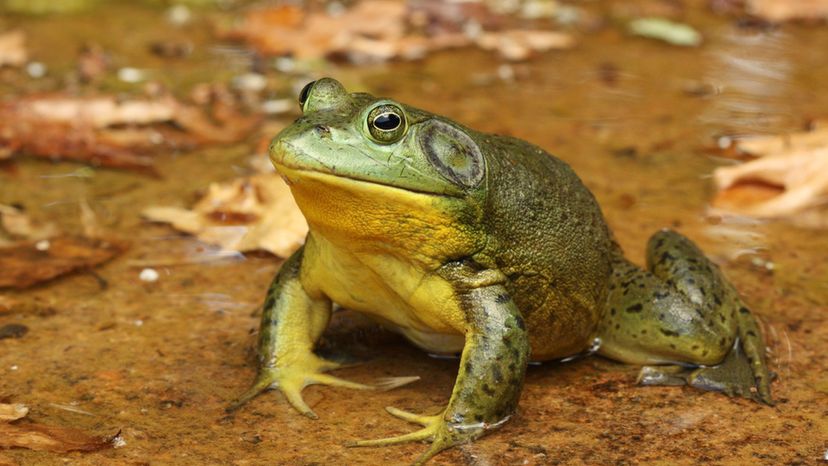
[701,27,796,135]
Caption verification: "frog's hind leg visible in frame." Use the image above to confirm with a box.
[597,229,773,404]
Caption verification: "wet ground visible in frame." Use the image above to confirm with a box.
[1,2,827,465]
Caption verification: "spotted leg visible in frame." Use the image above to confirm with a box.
[597,229,773,404]
[349,283,530,465]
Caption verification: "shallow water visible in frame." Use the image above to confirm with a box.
[1,3,827,465]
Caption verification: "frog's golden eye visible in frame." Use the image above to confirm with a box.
[298,80,316,111]
[367,104,407,144]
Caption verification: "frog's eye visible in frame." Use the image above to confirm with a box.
[418,120,484,189]
[366,104,407,144]
[298,80,316,111]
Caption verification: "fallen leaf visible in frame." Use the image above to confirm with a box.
[0,89,261,172]
[0,296,14,315]
[711,122,828,223]
[221,0,574,63]
[746,0,828,22]
[0,204,58,245]
[475,29,576,61]
[0,423,119,453]
[1,403,120,454]
[143,173,307,257]
[0,30,27,67]
[0,403,28,422]
[0,236,127,289]
[628,17,703,46]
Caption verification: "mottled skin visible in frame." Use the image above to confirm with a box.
[228,78,773,464]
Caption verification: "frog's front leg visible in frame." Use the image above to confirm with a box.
[227,247,373,418]
[350,282,530,465]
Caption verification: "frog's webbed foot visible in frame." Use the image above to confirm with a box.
[227,354,417,417]
[638,338,775,405]
[227,355,366,418]
[348,407,486,466]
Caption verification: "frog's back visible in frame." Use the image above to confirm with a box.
[480,134,614,359]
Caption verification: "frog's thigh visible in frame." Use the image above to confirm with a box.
[599,229,772,404]
[597,257,732,366]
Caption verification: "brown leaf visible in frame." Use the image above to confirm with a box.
[0,422,118,453]
[221,1,574,63]
[0,296,14,315]
[747,0,828,22]
[0,30,27,67]
[0,403,28,422]
[475,29,576,61]
[0,204,59,244]
[0,92,261,173]
[143,173,307,257]
[0,236,127,289]
[711,121,828,222]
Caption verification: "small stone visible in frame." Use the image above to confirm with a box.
[26,61,47,78]
[139,268,159,282]
[0,323,29,340]
[166,5,192,26]
[118,67,146,83]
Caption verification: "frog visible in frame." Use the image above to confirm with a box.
[227,78,773,464]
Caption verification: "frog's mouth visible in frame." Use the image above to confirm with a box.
[271,141,465,198]
[273,162,452,198]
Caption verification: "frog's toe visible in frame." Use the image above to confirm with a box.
[637,365,690,387]
[385,406,436,425]
[375,376,421,391]
[348,406,483,465]
[348,408,441,447]
[226,367,280,413]
[227,354,384,416]
[638,340,774,405]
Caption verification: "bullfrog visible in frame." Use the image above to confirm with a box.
[228,78,773,464]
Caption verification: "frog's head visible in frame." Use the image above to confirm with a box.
[270,78,486,198]
[270,78,487,259]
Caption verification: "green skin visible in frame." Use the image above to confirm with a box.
[228,78,773,464]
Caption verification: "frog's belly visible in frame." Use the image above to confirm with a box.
[303,235,466,353]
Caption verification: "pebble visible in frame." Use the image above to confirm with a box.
[139,268,159,282]
[0,323,29,340]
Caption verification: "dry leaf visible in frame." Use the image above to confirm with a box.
[222,1,573,63]
[0,402,119,453]
[0,403,28,422]
[143,173,307,257]
[0,30,27,67]
[0,204,59,245]
[0,236,127,289]
[712,122,828,222]
[0,296,15,315]
[475,29,576,61]
[0,90,260,172]
[0,423,118,453]
[747,0,828,22]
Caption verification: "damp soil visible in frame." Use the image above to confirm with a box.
[1,3,827,465]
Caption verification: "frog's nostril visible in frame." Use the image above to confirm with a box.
[315,125,331,137]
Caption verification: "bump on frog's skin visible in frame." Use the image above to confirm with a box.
[228,78,774,464]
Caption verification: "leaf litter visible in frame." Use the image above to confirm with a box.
[0,30,27,67]
[0,86,261,173]
[142,163,307,259]
[0,402,120,453]
[220,0,577,63]
[0,204,127,289]
[711,120,828,226]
